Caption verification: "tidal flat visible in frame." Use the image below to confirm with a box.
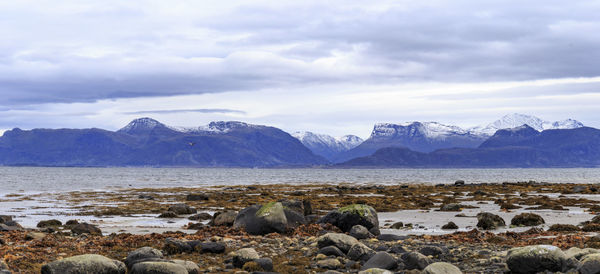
[2,181,600,273]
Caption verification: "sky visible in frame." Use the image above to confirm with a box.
[1,0,600,138]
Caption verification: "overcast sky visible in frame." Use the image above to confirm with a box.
[1,0,600,138]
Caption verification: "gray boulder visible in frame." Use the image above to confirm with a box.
[130,261,187,274]
[318,204,379,232]
[361,252,397,271]
[71,223,102,235]
[511,213,545,226]
[579,253,600,274]
[349,225,372,239]
[125,247,164,269]
[197,242,226,254]
[348,242,376,262]
[402,251,433,270]
[41,254,126,274]
[476,212,505,230]
[171,260,200,274]
[422,262,462,274]
[317,233,359,253]
[164,238,192,255]
[211,210,237,226]
[506,245,569,273]
[233,202,306,235]
[317,258,342,270]
[318,246,346,257]
[232,248,260,268]
[565,247,600,260]
[167,204,196,215]
[358,269,393,274]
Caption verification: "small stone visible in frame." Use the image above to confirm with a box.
[71,223,102,236]
[254,258,273,271]
[232,248,260,268]
[198,242,226,254]
[158,211,178,218]
[440,203,462,211]
[167,203,196,215]
[130,261,187,274]
[37,219,62,228]
[164,238,192,255]
[362,252,397,271]
[390,222,403,229]
[318,246,345,257]
[349,225,372,239]
[186,193,209,201]
[422,262,462,274]
[125,247,164,269]
[347,242,376,262]
[317,258,342,270]
[317,233,359,253]
[442,222,458,229]
[188,213,212,221]
[402,251,433,270]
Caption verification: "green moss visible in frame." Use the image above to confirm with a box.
[338,204,372,217]
[256,202,282,217]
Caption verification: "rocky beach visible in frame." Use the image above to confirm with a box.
[2,181,600,273]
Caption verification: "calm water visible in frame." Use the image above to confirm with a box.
[1,167,600,194]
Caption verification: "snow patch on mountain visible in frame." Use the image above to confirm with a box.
[371,122,471,140]
[118,117,165,133]
[469,113,584,136]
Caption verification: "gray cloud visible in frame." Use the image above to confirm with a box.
[1,0,600,107]
[124,108,246,115]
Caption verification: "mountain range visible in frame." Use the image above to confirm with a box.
[0,113,595,167]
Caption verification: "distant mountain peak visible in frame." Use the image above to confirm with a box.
[371,121,468,140]
[118,117,166,134]
[469,113,584,135]
[292,131,364,161]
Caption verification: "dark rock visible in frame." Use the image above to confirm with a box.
[137,194,154,200]
[158,211,178,218]
[402,252,433,270]
[362,252,398,271]
[441,222,458,229]
[211,210,237,226]
[234,202,306,235]
[164,238,192,255]
[440,203,462,211]
[506,245,568,273]
[419,246,446,257]
[548,224,581,232]
[579,253,600,274]
[348,243,376,262]
[167,203,196,215]
[64,220,79,227]
[303,199,313,216]
[188,213,212,221]
[186,223,204,230]
[318,246,345,257]
[389,245,407,254]
[37,219,62,228]
[198,242,226,254]
[0,216,12,224]
[454,180,465,186]
[254,258,274,272]
[476,212,505,230]
[125,247,164,269]
[279,199,304,215]
[377,234,406,242]
[71,223,102,235]
[186,193,209,201]
[317,233,359,253]
[232,248,260,268]
[511,213,545,226]
[25,232,46,241]
[369,226,381,236]
[349,225,372,239]
[390,222,403,229]
[318,204,379,233]
[41,254,126,274]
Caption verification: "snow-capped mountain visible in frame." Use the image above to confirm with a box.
[122,118,260,135]
[371,122,470,140]
[469,113,584,136]
[292,131,364,161]
[118,117,167,134]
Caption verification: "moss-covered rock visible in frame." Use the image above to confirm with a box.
[41,254,126,274]
[511,213,545,226]
[506,245,568,274]
[318,204,379,232]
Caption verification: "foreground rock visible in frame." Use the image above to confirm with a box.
[317,233,359,253]
[362,252,397,271]
[41,254,126,274]
[318,204,379,233]
[71,223,102,235]
[233,202,306,235]
[511,213,545,226]
[422,262,462,274]
[476,212,505,230]
[402,251,433,270]
[579,253,600,274]
[211,210,237,226]
[232,248,260,268]
[506,245,569,273]
[125,247,164,269]
[130,261,188,274]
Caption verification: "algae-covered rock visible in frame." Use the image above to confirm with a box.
[476,212,505,230]
[125,247,164,269]
[317,233,359,253]
[318,204,379,232]
[41,254,126,274]
[506,245,568,273]
[511,213,545,226]
[233,202,306,235]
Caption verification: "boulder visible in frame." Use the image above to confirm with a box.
[37,219,62,228]
[164,238,192,255]
[317,258,342,270]
[211,210,237,226]
[232,248,260,268]
[71,223,102,235]
[233,202,306,235]
[130,261,188,274]
[511,213,545,226]
[454,180,465,186]
[506,245,568,273]
[548,224,581,232]
[390,222,403,229]
[376,234,406,242]
[442,222,458,229]
[349,225,372,239]
[41,254,126,274]
[358,269,393,274]
[25,232,46,241]
[419,246,446,257]
[362,252,398,271]
[167,204,196,215]
[317,233,359,253]
[171,260,200,274]
[440,203,462,211]
[125,247,164,269]
[422,262,462,274]
[186,193,208,201]
[402,251,433,270]
[197,242,226,254]
[348,242,376,262]
[579,253,600,274]
[188,213,212,221]
[318,246,346,257]
[254,258,273,272]
[158,211,178,218]
[476,212,505,230]
[565,247,600,260]
[318,204,379,232]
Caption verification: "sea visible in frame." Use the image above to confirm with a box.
[2,167,600,194]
